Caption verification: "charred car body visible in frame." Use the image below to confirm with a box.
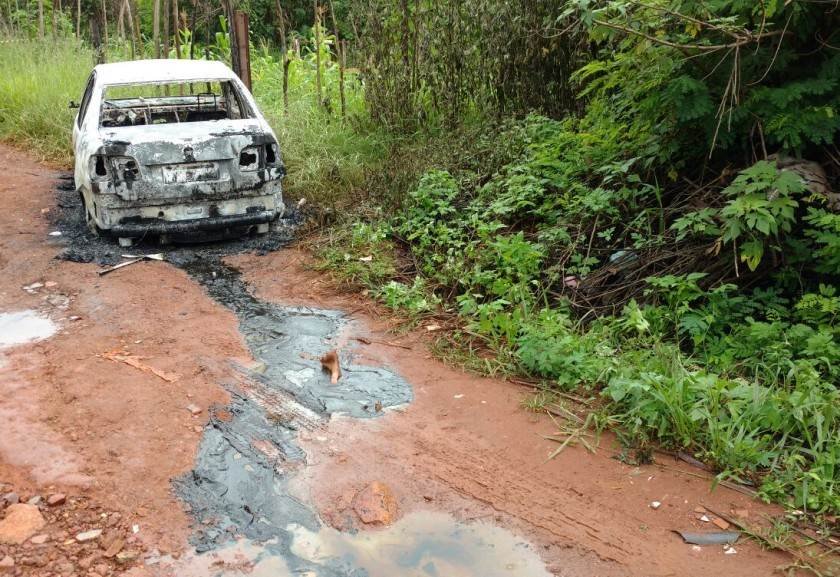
[72,59,285,246]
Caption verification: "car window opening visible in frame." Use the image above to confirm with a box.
[100,80,253,127]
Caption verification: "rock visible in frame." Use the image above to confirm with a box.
[27,496,42,506]
[186,404,202,416]
[712,516,731,530]
[1,493,19,506]
[115,550,138,564]
[649,501,662,510]
[29,534,49,545]
[0,556,13,570]
[351,481,399,526]
[0,504,47,544]
[93,563,109,575]
[47,494,67,507]
[75,529,103,542]
[102,537,124,558]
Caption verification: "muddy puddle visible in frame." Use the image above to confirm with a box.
[51,178,553,576]
[0,310,57,349]
[172,512,553,577]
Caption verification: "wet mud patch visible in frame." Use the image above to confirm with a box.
[50,172,302,266]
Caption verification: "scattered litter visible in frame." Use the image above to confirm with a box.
[101,351,178,383]
[453,394,464,399]
[711,517,731,530]
[691,545,702,552]
[48,231,62,237]
[724,545,737,555]
[320,350,342,384]
[131,524,139,534]
[425,324,442,332]
[700,515,710,522]
[674,531,740,545]
[22,282,44,293]
[98,253,165,276]
[296,197,307,208]
[650,501,662,510]
[44,281,58,288]
[563,275,579,289]
[359,255,373,262]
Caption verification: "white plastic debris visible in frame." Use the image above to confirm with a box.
[650,501,662,510]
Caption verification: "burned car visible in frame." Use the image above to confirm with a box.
[72,59,285,246]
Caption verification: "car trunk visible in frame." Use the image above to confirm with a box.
[98,120,273,202]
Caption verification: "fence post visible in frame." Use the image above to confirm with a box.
[232,10,252,90]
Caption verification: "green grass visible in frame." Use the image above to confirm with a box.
[0,38,90,164]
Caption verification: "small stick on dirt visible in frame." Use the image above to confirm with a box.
[353,336,411,350]
[98,253,165,276]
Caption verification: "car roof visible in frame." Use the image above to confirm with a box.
[93,59,238,85]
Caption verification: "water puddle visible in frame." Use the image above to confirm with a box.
[0,310,57,349]
[168,255,551,576]
[172,512,552,577]
[288,511,554,577]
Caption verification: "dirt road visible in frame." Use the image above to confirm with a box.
[0,143,793,576]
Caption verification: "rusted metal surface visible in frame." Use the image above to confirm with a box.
[71,59,284,244]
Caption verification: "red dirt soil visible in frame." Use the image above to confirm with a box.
[0,142,798,576]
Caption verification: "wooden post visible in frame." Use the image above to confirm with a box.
[232,10,251,90]
[314,1,322,109]
[152,0,160,58]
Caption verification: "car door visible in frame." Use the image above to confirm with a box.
[73,72,97,190]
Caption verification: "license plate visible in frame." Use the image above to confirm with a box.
[161,162,219,184]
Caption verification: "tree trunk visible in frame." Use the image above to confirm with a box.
[328,0,345,119]
[37,0,44,38]
[274,0,288,113]
[162,0,170,58]
[51,0,57,37]
[116,0,125,40]
[314,1,322,109]
[75,0,80,38]
[188,0,196,59]
[152,0,160,58]
[173,0,181,58]
[101,0,108,47]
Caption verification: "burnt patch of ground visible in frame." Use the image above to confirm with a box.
[50,172,303,266]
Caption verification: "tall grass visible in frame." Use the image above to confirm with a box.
[0,38,91,165]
